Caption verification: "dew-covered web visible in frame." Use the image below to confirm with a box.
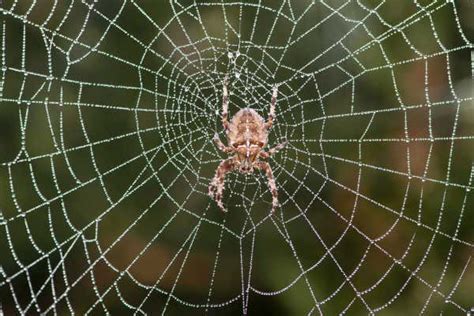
[0,0,473,314]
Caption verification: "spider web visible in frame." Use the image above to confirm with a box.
[0,0,473,314]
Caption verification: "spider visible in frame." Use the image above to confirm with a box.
[208,76,287,214]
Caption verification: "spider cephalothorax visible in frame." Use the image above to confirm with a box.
[208,76,287,214]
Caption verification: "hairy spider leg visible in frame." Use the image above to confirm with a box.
[222,75,230,130]
[268,140,288,155]
[266,84,278,129]
[209,158,236,212]
[256,161,279,214]
[213,133,233,153]
[260,140,288,159]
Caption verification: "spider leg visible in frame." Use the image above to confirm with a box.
[259,140,287,159]
[268,140,288,156]
[256,161,279,214]
[209,158,236,212]
[222,75,230,130]
[213,134,233,153]
[265,84,278,129]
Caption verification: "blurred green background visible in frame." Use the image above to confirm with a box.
[0,0,473,314]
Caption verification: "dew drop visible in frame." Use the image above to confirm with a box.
[235,72,241,79]
[227,52,234,59]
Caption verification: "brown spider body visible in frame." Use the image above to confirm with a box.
[227,108,267,173]
[208,76,287,214]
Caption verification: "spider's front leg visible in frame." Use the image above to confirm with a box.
[221,75,230,130]
[266,84,278,129]
[209,158,236,212]
[256,161,279,214]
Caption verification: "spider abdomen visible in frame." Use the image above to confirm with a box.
[227,108,268,148]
